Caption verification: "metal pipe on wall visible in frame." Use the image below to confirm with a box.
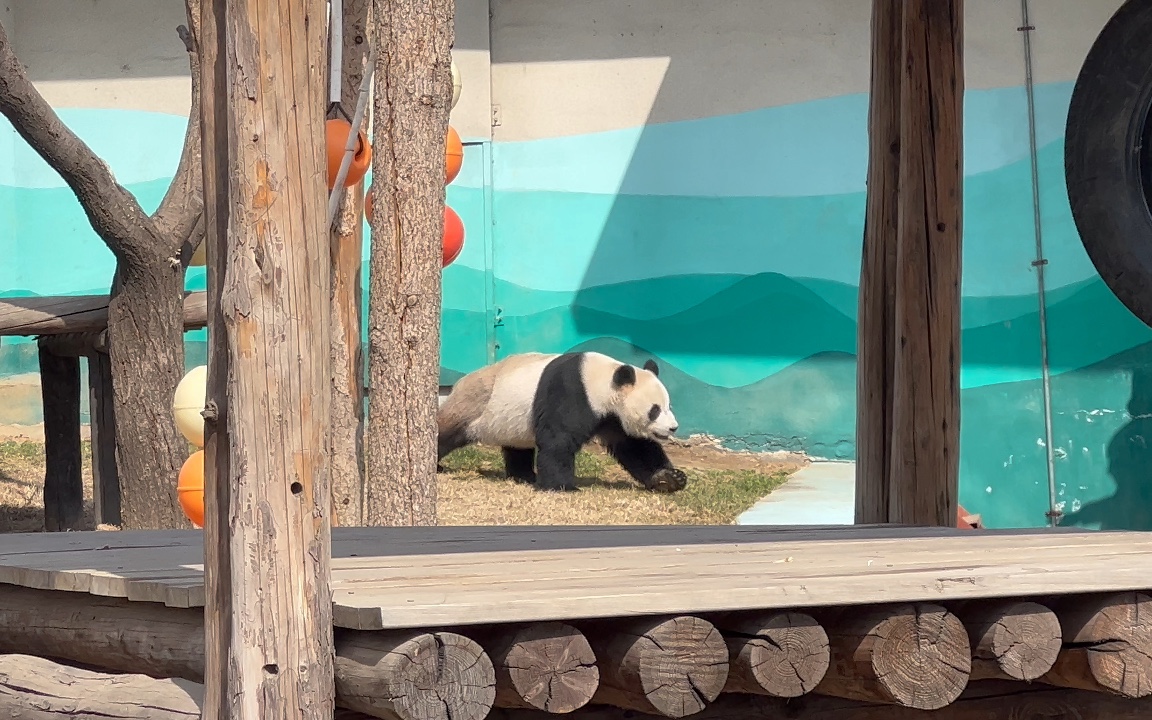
[1019,0,1061,526]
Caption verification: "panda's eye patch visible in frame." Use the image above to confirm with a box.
[648,404,661,422]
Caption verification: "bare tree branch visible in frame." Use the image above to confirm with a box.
[0,19,157,262]
[152,1,204,253]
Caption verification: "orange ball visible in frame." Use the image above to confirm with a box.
[177,450,205,529]
[445,126,464,185]
[443,205,465,267]
[326,118,372,189]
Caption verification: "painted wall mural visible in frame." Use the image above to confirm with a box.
[5,4,1152,532]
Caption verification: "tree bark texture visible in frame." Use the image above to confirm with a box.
[198,0,335,717]
[330,0,371,527]
[889,0,964,526]
[0,6,205,530]
[856,0,963,526]
[364,0,455,526]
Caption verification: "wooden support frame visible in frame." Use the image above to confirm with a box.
[856,0,965,527]
[198,0,335,716]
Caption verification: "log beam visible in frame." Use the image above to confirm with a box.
[490,679,1152,720]
[955,599,1061,682]
[0,586,493,719]
[713,611,829,698]
[88,350,122,527]
[1042,591,1152,698]
[0,654,202,720]
[334,629,496,720]
[814,603,970,710]
[583,615,729,718]
[478,622,600,713]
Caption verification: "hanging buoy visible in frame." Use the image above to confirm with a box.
[446,126,464,184]
[443,205,465,267]
[326,118,372,188]
[451,58,462,110]
[172,365,207,447]
[177,450,205,529]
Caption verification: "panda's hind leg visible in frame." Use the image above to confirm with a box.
[597,423,688,493]
[502,447,537,484]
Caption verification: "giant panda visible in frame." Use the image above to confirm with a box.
[437,351,689,493]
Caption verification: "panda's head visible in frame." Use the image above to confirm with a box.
[610,358,679,441]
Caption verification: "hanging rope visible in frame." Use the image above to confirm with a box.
[327,45,378,226]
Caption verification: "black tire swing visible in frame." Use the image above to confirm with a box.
[1065,0,1152,327]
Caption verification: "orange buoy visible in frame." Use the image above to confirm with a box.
[177,450,205,528]
[326,118,372,188]
[443,204,465,267]
[445,126,464,184]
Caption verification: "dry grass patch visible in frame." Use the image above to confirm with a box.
[0,435,803,532]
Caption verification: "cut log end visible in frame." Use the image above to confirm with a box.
[588,615,729,718]
[817,603,970,710]
[487,622,600,713]
[961,600,1061,682]
[335,630,497,720]
[718,611,829,697]
[1044,591,1152,698]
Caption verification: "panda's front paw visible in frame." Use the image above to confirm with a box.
[645,468,688,494]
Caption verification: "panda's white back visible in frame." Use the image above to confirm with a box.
[469,353,556,448]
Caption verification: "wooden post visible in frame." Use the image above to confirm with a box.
[329,0,370,527]
[363,0,454,526]
[87,348,122,527]
[857,0,964,527]
[855,0,902,525]
[37,338,83,532]
[198,0,335,718]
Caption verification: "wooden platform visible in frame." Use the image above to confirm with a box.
[2,524,1149,630]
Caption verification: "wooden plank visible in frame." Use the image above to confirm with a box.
[37,341,84,532]
[88,351,122,527]
[198,0,334,716]
[0,292,207,337]
[1,528,1151,630]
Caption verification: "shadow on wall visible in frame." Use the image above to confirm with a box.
[1071,356,1152,530]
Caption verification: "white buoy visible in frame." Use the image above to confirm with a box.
[451,57,462,110]
[172,365,208,447]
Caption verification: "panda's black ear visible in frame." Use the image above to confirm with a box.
[643,359,660,377]
[612,364,637,388]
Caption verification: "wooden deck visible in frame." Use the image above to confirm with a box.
[1,524,1149,630]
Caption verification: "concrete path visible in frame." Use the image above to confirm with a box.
[736,461,856,525]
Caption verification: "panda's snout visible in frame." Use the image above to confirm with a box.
[669,425,678,434]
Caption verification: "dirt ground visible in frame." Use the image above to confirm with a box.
[0,424,807,532]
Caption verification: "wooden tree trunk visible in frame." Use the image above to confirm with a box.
[329,0,371,527]
[106,261,192,530]
[364,0,455,526]
[857,0,964,527]
[854,0,902,525]
[198,0,335,717]
[888,0,964,526]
